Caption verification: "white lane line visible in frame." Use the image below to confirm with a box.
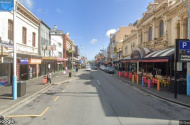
[97,80,101,86]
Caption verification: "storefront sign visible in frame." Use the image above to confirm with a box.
[0,0,14,11]
[20,59,29,64]
[56,58,68,61]
[42,57,56,60]
[0,76,8,85]
[16,64,20,81]
[29,59,42,64]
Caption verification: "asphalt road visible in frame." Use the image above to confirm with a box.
[5,69,190,125]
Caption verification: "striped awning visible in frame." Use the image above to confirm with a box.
[144,48,174,59]
[142,48,174,62]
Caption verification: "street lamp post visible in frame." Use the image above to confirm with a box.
[13,0,18,100]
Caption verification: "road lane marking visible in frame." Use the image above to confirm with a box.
[40,107,49,116]
[62,89,64,93]
[97,80,101,86]
[54,96,59,102]
[66,85,69,88]
[6,107,50,118]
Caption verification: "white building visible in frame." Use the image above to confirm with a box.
[0,2,41,83]
[50,25,63,58]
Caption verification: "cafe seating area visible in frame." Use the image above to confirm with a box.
[117,71,171,90]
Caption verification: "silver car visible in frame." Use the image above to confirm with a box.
[86,66,91,71]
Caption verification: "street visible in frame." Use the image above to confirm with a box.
[6,70,190,125]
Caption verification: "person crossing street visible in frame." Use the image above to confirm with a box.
[47,71,52,84]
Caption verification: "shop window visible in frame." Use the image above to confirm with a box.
[8,20,13,41]
[159,20,164,37]
[32,32,36,47]
[148,27,152,41]
[177,23,180,39]
[22,27,27,44]
[125,46,128,55]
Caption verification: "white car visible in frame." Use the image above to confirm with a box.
[86,66,91,71]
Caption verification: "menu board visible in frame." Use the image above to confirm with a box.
[16,64,20,81]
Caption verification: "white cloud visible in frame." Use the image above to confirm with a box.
[106,29,117,38]
[56,8,63,13]
[89,39,98,44]
[19,0,34,10]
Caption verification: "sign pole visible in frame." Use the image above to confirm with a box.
[13,0,17,100]
[187,0,190,96]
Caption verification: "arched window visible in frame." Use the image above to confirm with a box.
[159,20,164,37]
[177,23,180,39]
[148,27,152,41]
[141,31,143,43]
[185,18,188,39]
[125,46,128,55]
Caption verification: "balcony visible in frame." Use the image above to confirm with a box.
[17,43,38,55]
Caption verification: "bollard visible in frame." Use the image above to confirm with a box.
[142,77,144,87]
[137,75,139,84]
[148,79,151,88]
[119,72,120,77]
[157,80,160,91]
[132,75,134,83]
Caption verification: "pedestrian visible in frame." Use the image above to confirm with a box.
[47,71,52,84]
[65,66,68,71]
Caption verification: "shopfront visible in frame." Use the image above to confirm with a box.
[42,57,57,75]
[56,58,68,71]
[19,58,42,80]
[0,58,12,85]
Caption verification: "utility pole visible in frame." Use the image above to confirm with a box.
[13,0,18,100]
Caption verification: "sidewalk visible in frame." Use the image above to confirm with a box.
[0,70,78,115]
[112,74,190,107]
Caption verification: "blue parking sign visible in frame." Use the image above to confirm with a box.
[0,0,14,11]
[179,41,190,50]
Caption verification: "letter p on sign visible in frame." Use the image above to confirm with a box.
[180,41,190,50]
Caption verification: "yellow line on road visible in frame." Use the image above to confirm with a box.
[54,96,59,102]
[62,89,64,93]
[6,107,49,118]
[40,107,49,116]
[132,87,147,96]
[66,85,69,88]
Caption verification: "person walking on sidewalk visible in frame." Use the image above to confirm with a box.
[47,71,52,84]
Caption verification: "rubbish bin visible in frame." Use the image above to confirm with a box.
[69,72,72,77]
[17,81,26,97]
[171,78,186,94]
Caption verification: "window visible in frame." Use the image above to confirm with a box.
[159,20,164,37]
[148,27,152,41]
[8,20,13,41]
[177,23,180,39]
[141,31,143,43]
[22,27,27,44]
[125,46,128,55]
[32,32,36,47]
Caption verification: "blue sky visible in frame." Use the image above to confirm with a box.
[20,0,153,60]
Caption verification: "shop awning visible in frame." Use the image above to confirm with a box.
[142,48,174,62]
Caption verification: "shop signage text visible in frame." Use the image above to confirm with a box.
[20,59,29,64]
[56,58,68,61]
[29,59,42,64]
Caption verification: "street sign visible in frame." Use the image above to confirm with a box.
[178,40,190,62]
[0,0,14,11]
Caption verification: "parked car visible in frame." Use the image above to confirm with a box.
[107,67,115,74]
[92,66,98,70]
[100,65,106,70]
[104,67,111,73]
[86,66,91,71]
